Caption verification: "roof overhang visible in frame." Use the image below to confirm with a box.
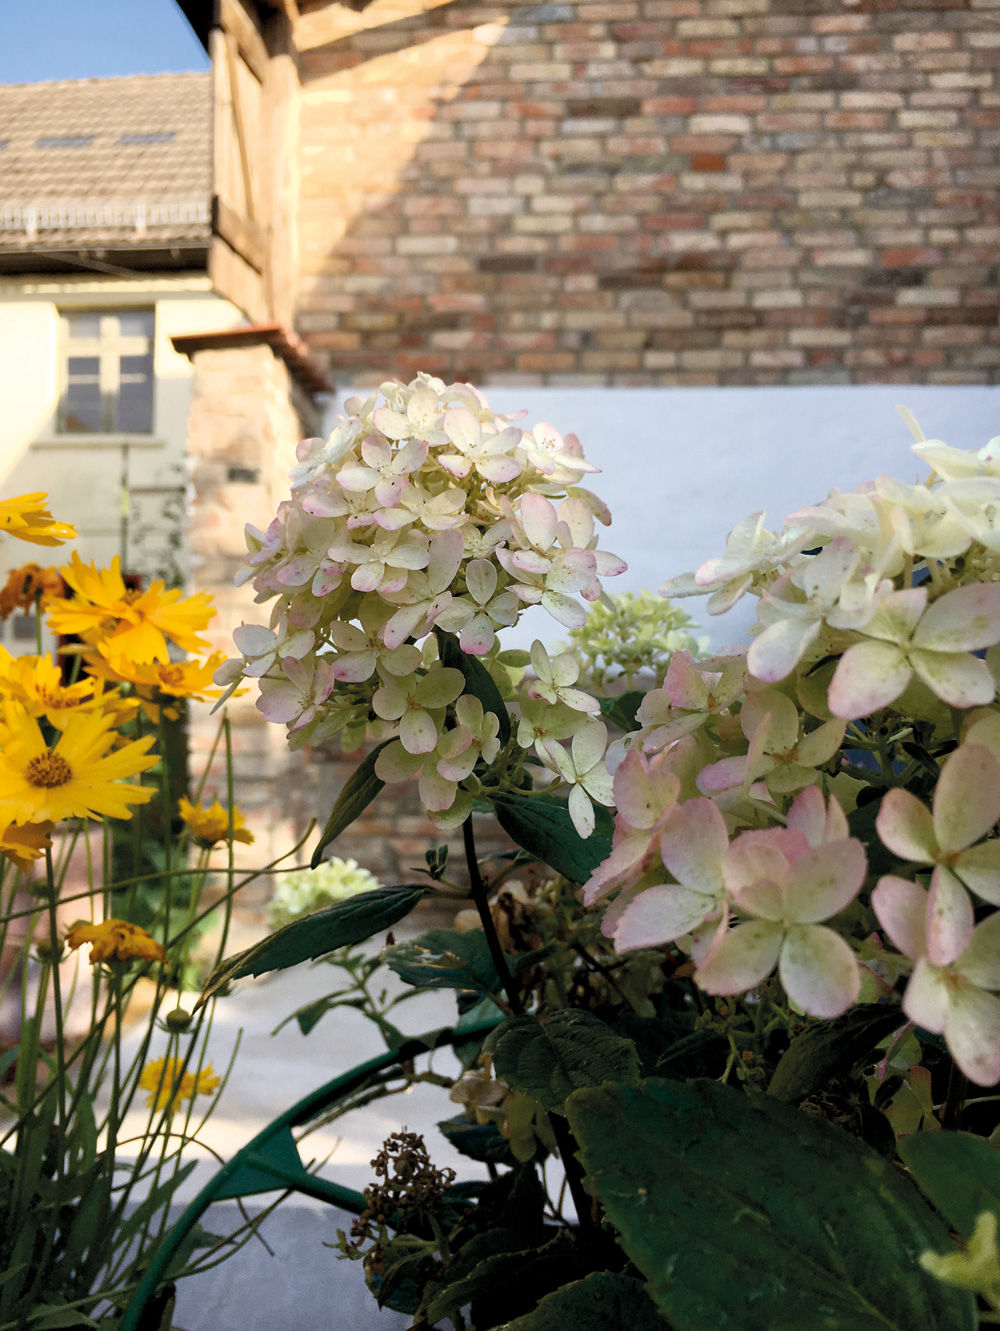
[170,321,333,394]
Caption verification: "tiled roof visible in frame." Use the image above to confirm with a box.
[0,72,211,250]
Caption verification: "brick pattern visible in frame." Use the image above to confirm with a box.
[294,0,1000,386]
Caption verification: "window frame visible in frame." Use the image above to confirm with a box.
[57,307,156,436]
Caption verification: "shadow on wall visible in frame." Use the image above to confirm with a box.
[294,0,1000,388]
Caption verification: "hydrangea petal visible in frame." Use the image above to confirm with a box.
[926,867,975,967]
[933,743,1000,855]
[827,639,911,718]
[945,986,1000,1086]
[912,581,1000,652]
[779,924,860,1018]
[911,649,996,710]
[614,883,717,952]
[958,911,1000,990]
[876,787,938,864]
[659,798,728,896]
[872,874,928,959]
[902,957,949,1033]
[787,839,867,923]
[955,840,1000,906]
[695,920,783,995]
[748,616,821,683]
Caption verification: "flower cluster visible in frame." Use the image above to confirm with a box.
[591,423,1000,1085]
[219,376,625,832]
[269,856,382,928]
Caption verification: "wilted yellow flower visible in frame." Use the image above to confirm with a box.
[178,796,254,847]
[0,494,76,546]
[0,707,157,823]
[46,554,214,665]
[139,1056,220,1115]
[0,563,66,618]
[66,917,166,965]
[83,650,227,722]
[0,819,53,871]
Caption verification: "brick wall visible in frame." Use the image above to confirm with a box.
[293,0,1000,386]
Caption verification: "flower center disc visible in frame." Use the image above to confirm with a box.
[26,752,72,788]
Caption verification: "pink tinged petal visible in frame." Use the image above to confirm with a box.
[256,682,301,723]
[234,623,277,656]
[337,462,378,492]
[459,613,497,656]
[722,827,798,897]
[785,785,839,847]
[873,875,929,960]
[696,753,749,794]
[660,798,728,895]
[582,834,651,905]
[375,476,407,508]
[614,883,718,951]
[351,563,385,593]
[903,958,949,1033]
[926,867,975,967]
[911,649,997,710]
[779,925,860,1018]
[477,456,522,483]
[913,581,1000,652]
[438,452,472,479]
[695,920,784,995]
[662,652,709,710]
[959,911,1000,990]
[383,604,427,650]
[416,667,465,708]
[877,787,938,864]
[437,747,478,783]
[511,550,551,577]
[797,719,847,768]
[332,651,376,682]
[945,984,1000,1086]
[827,639,911,718]
[787,838,867,923]
[519,491,558,550]
[748,617,821,683]
[741,689,798,751]
[594,550,627,578]
[866,585,928,644]
[419,764,459,812]
[955,840,1000,906]
[395,438,429,472]
[732,874,787,923]
[933,743,1000,854]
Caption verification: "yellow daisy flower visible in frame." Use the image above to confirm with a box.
[0,707,157,824]
[0,819,54,871]
[178,795,254,847]
[0,494,76,546]
[66,917,166,965]
[46,554,215,664]
[139,1056,220,1115]
[0,648,100,723]
[82,650,227,722]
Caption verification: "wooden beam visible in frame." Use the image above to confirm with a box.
[219,0,269,84]
[224,30,258,222]
[212,196,264,272]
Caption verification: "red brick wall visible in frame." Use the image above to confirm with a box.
[293,0,1000,387]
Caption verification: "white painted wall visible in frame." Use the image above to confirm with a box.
[327,384,1000,652]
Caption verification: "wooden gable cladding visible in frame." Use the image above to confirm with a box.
[208,0,300,327]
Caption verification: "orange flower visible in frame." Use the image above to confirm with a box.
[0,819,53,871]
[66,918,165,965]
[178,796,254,847]
[0,563,66,619]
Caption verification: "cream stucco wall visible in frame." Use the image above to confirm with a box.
[0,274,242,597]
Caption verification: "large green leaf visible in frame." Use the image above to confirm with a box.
[434,627,511,745]
[598,691,646,734]
[199,885,425,1003]
[311,740,392,867]
[767,1006,907,1102]
[567,1077,975,1331]
[900,1131,1000,1236]
[499,1272,669,1331]
[382,928,500,998]
[491,791,612,884]
[487,1011,640,1113]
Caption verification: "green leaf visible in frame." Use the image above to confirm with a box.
[767,1006,908,1103]
[491,791,612,884]
[311,740,392,866]
[598,691,646,733]
[25,1307,99,1329]
[424,1230,577,1327]
[499,1272,669,1331]
[382,928,500,998]
[567,1077,975,1331]
[900,1132,1000,1236]
[486,1011,640,1113]
[199,886,425,1003]
[437,1115,514,1165]
[434,627,511,745]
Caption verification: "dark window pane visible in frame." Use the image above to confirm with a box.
[118,310,154,339]
[12,616,37,642]
[63,356,101,432]
[115,354,154,432]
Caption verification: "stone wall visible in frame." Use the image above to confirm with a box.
[293,0,1000,386]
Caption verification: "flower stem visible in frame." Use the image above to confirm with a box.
[462,815,522,1015]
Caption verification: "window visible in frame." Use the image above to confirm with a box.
[59,309,155,434]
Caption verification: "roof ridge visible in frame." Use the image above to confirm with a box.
[2,71,210,91]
